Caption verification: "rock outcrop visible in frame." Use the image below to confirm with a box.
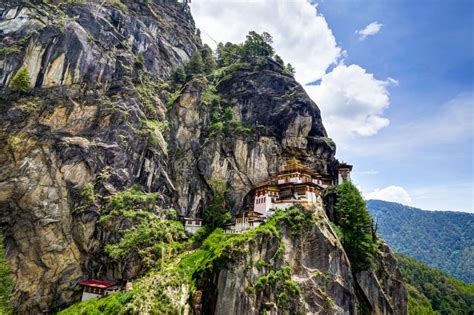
[0,0,198,312]
[0,0,407,313]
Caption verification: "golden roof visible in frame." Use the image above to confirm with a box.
[283,158,307,171]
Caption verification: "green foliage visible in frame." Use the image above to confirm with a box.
[107,0,128,13]
[62,207,310,313]
[215,31,278,68]
[274,54,284,66]
[185,51,205,76]
[134,52,144,69]
[9,67,30,93]
[406,283,438,315]
[242,31,275,59]
[0,47,20,56]
[249,264,300,308]
[58,292,132,315]
[203,179,231,229]
[201,44,217,74]
[275,205,314,236]
[0,234,13,314]
[106,184,158,214]
[141,119,169,145]
[166,88,183,108]
[105,217,186,268]
[81,183,96,204]
[170,66,186,86]
[335,181,376,272]
[136,79,160,114]
[208,106,252,138]
[216,42,243,67]
[201,84,220,106]
[397,254,474,315]
[101,185,186,268]
[367,200,474,282]
[285,63,295,75]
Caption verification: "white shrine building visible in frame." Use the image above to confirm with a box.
[183,217,204,234]
[225,159,352,233]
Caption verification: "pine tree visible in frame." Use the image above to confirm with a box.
[10,66,30,93]
[171,65,186,85]
[185,51,204,76]
[285,63,295,75]
[203,179,231,229]
[201,44,217,74]
[336,181,376,272]
[216,42,242,66]
[0,234,13,314]
[274,54,284,66]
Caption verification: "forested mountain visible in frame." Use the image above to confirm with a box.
[367,200,473,283]
[397,254,474,314]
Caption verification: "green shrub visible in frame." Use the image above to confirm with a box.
[81,183,96,204]
[203,179,231,229]
[0,234,13,314]
[167,88,182,108]
[0,47,20,56]
[201,84,220,106]
[107,0,128,13]
[10,67,30,93]
[101,186,187,268]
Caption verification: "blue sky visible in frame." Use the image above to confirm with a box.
[190,0,473,212]
[316,0,473,211]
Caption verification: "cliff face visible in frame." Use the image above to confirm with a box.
[0,0,197,312]
[168,61,337,215]
[0,1,406,313]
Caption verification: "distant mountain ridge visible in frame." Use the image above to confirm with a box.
[366,200,474,283]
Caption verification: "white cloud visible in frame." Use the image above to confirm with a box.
[305,64,395,142]
[346,92,474,157]
[410,182,474,212]
[191,1,395,143]
[190,0,341,84]
[356,21,383,40]
[365,186,412,205]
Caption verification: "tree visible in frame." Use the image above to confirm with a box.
[10,66,30,93]
[274,54,284,66]
[201,44,216,74]
[0,234,13,314]
[203,179,231,229]
[242,31,274,59]
[285,63,295,75]
[216,42,242,66]
[170,65,186,85]
[185,51,204,76]
[335,181,376,272]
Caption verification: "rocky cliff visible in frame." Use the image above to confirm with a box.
[0,1,406,313]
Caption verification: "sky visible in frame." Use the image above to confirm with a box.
[189,0,474,212]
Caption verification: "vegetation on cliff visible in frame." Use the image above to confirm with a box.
[397,254,474,314]
[0,234,13,314]
[202,179,231,229]
[367,200,473,282]
[96,185,187,269]
[332,181,377,272]
[59,206,317,314]
[9,67,30,94]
